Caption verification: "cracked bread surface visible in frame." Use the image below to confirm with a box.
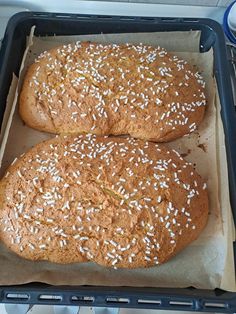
[0,134,208,268]
[19,41,206,142]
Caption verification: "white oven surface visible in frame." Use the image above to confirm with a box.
[0,0,225,39]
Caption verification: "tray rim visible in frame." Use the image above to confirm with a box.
[0,11,235,312]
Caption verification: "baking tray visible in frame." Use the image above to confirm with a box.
[0,11,236,312]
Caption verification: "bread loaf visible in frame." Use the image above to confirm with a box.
[0,134,208,267]
[19,41,206,142]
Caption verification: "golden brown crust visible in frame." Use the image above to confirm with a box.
[0,134,208,268]
[19,42,206,142]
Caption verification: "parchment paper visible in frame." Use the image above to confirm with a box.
[0,29,235,291]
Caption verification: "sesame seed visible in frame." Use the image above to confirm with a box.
[80,237,89,241]
[17,171,23,178]
[28,243,35,250]
[157,196,162,203]
[107,253,115,259]
[110,240,117,247]
[112,259,118,265]
[145,256,151,261]
[165,222,170,228]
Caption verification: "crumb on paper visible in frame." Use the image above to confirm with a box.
[198,143,207,152]
[180,149,191,158]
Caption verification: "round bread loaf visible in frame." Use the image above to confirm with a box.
[19,41,206,142]
[0,134,208,268]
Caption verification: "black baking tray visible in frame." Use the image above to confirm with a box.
[0,11,236,312]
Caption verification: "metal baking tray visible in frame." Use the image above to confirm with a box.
[0,12,236,312]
